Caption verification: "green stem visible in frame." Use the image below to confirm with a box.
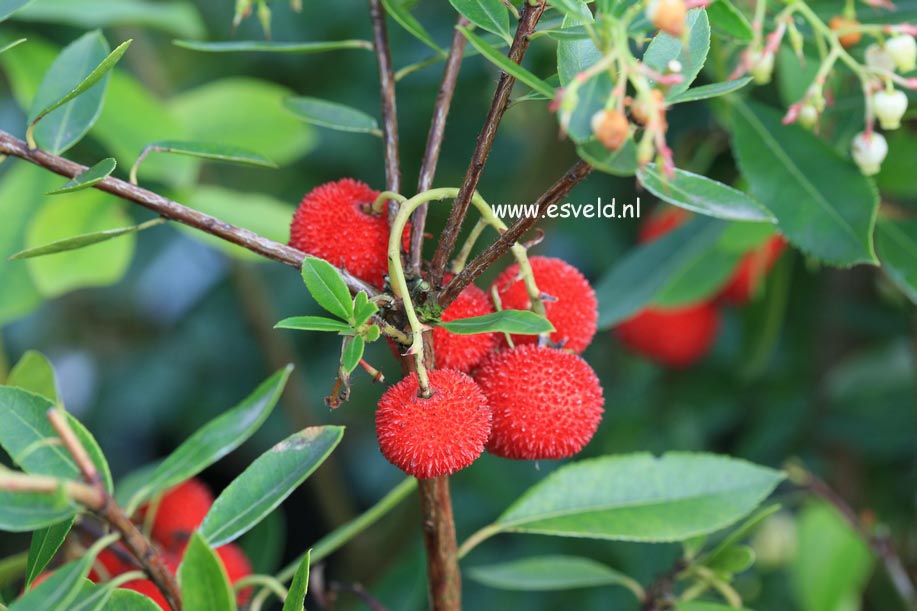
[234,574,289,601]
[109,571,147,588]
[450,219,488,274]
[456,523,501,559]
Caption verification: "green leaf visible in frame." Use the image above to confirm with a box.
[380,0,447,57]
[706,544,755,574]
[200,426,343,547]
[25,518,74,586]
[10,218,164,261]
[576,138,637,176]
[438,310,555,335]
[238,509,286,575]
[643,9,709,96]
[0,165,46,324]
[450,0,511,43]
[729,100,879,267]
[301,257,355,322]
[706,0,753,41]
[128,367,292,511]
[46,158,116,195]
[341,336,365,374]
[178,533,235,611]
[0,488,77,532]
[791,502,873,611]
[282,550,310,611]
[0,0,32,22]
[283,96,381,136]
[28,34,130,153]
[0,387,113,490]
[876,218,917,304]
[7,350,58,401]
[275,316,354,333]
[595,216,727,327]
[459,26,554,98]
[134,141,276,182]
[557,3,611,144]
[173,39,371,53]
[468,555,640,593]
[13,0,206,38]
[23,190,135,297]
[666,77,752,104]
[637,164,774,222]
[68,579,118,611]
[10,540,106,611]
[102,588,163,610]
[494,453,783,542]
[0,37,26,54]
[352,291,378,326]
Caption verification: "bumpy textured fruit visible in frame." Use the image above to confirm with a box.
[122,579,170,609]
[376,370,492,478]
[851,131,888,176]
[434,282,499,372]
[647,0,687,37]
[474,345,604,460]
[146,479,214,549]
[289,179,394,287]
[829,16,862,48]
[492,256,598,353]
[719,236,787,304]
[614,302,720,367]
[590,109,630,151]
[217,543,253,604]
[89,547,135,582]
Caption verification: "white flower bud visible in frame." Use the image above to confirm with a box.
[865,43,896,73]
[851,131,888,176]
[886,35,917,73]
[874,89,908,130]
[798,103,818,129]
[749,51,775,85]
[751,513,797,569]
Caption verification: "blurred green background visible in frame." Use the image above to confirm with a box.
[0,1,915,609]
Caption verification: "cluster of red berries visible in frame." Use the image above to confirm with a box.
[34,479,251,609]
[613,206,787,368]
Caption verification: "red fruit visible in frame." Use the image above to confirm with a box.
[217,544,253,604]
[614,302,720,368]
[29,571,54,589]
[718,236,787,304]
[89,547,135,582]
[375,369,492,479]
[144,479,214,549]
[492,257,598,353]
[434,282,499,372]
[474,345,604,460]
[122,579,169,610]
[638,206,690,243]
[289,178,396,288]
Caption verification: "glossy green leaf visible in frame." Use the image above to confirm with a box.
[494,453,783,542]
[302,256,355,322]
[576,138,637,176]
[666,77,752,104]
[200,426,343,546]
[0,164,46,324]
[46,158,116,195]
[0,489,77,532]
[548,0,586,19]
[876,218,917,304]
[468,555,640,593]
[275,316,354,333]
[381,0,447,57]
[134,140,276,180]
[438,310,555,335]
[341,336,365,374]
[637,164,774,222]
[557,3,611,144]
[730,100,879,267]
[10,559,87,610]
[282,550,310,611]
[706,544,755,574]
[595,216,727,327]
[102,588,163,610]
[450,0,511,43]
[174,39,371,54]
[0,37,26,53]
[706,0,753,41]
[0,387,113,490]
[643,9,709,96]
[28,34,130,153]
[25,517,73,586]
[538,25,589,40]
[23,190,135,297]
[11,218,164,261]
[459,26,554,98]
[7,349,57,401]
[238,509,286,575]
[127,367,292,511]
[352,291,378,326]
[13,0,205,38]
[68,579,118,611]
[178,533,235,611]
[791,502,873,611]
[283,96,380,135]
[0,0,32,22]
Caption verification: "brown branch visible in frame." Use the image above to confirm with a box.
[0,129,377,297]
[428,0,548,288]
[408,16,470,276]
[418,477,461,611]
[369,0,401,225]
[790,465,917,610]
[641,558,686,611]
[437,160,592,308]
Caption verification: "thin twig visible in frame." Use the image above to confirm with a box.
[641,558,687,611]
[409,16,470,276]
[328,581,389,611]
[428,0,548,288]
[437,160,592,308]
[47,409,101,487]
[369,0,402,225]
[0,130,376,297]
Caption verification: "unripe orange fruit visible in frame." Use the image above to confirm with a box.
[829,16,862,48]
[647,0,687,37]
[591,109,630,151]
